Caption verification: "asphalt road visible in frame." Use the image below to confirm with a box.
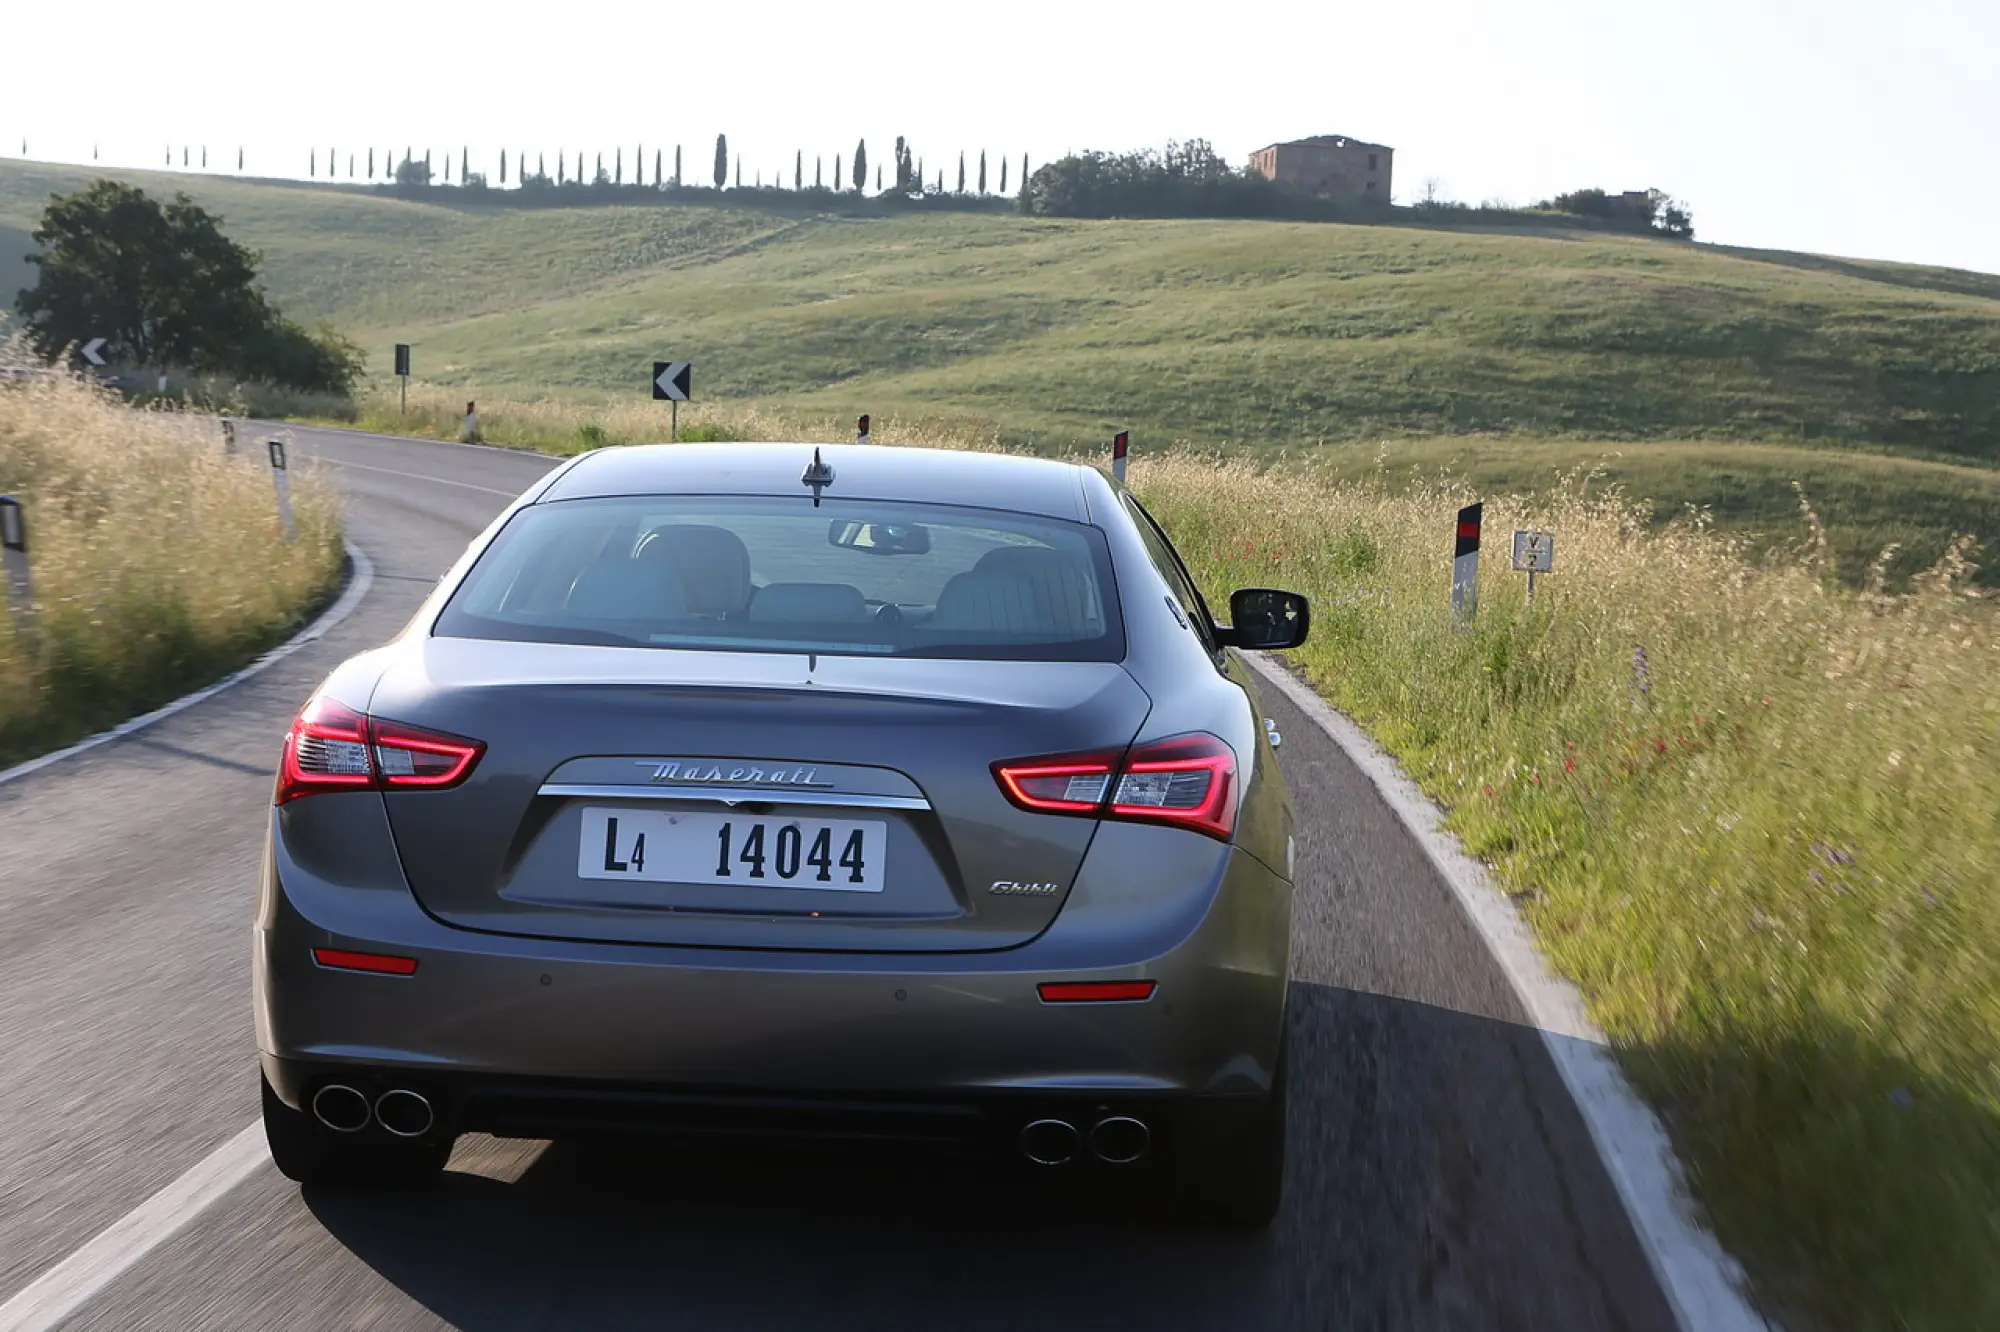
[0,425,1680,1331]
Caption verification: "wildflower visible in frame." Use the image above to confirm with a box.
[1564,757,1576,773]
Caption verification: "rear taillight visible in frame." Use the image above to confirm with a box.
[993,732,1238,841]
[277,696,485,805]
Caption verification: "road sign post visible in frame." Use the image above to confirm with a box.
[80,337,107,368]
[268,440,295,539]
[1452,502,1482,624]
[1,495,35,653]
[1511,530,1555,605]
[394,344,411,415]
[856,414,871,446]
[1113,430,1130,485]
[652,360,691,442]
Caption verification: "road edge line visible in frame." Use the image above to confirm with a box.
[0,1124,268,1332]
[1242,651,1772,1332]
[0,540,375,789]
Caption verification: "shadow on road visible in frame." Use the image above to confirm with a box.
[304,981,1680,1331]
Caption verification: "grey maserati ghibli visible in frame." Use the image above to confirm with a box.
[255,441,1309,1225]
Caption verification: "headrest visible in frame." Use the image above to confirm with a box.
[635,524,752,615]
[748,582,870,623]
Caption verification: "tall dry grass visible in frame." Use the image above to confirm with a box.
[0,339,345,767]
[1138,456,1999,1332]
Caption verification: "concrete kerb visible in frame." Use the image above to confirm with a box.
[1241,651,1773,1332]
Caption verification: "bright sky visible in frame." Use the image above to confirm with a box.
[5,0,1996,274]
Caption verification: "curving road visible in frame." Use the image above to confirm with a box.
[0,426,1680,1331]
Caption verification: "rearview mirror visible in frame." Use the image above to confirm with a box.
[1219,588,1309,650]
[827,519,931,556]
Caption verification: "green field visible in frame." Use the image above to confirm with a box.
[5,155,2000,589]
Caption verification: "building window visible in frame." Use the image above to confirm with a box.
[1368,154,1378,171]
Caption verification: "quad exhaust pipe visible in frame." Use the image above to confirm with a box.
[1018,1114,1151,1166]
[1089,1115,1150,1165]
[1019,1118,1081,1166]
[309,1084,435,1138]
[310,1084,371,1134]
[374,1088,435,1139]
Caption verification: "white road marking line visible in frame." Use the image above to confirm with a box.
[315,456,525,497]
[0,1125,269,1332]
[1242,652,1770,1332]
[0,543,376,789]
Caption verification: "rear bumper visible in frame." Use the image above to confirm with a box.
[255,812,1292,1113]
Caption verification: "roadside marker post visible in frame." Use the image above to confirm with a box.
[461,401,479,444]
[856,414,871,446]
[267,440,295,539]
[79,337,107,368]
[1113,430,1130,486]
[220,418,236,454]
[1,495,35,652]
[1452,502,1482,624]
[394,343,411,416]
[1511,529,1555,605]
[652,360,691,442]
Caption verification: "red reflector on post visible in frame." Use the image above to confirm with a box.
[312,948,418,976]
[1038,980,1157,1003]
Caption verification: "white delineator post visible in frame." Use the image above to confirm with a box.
[1113,430,1129,485]
[1452,502,1482,623]
[267,440,296,539]
[1,495,36,656]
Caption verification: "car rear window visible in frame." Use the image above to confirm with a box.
[432,495,1125,661]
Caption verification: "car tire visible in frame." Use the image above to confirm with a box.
[1176,1048,1288,1231]
[261,1074,450,1188]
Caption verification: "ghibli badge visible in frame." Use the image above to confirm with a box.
[989,880,1062,897]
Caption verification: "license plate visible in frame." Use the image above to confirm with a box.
[577,808,886,893]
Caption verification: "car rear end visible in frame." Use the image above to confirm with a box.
[254,445,1294,1217]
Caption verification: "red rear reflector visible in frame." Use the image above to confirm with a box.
[1038,980,1157,1003]
[312,948,418,976]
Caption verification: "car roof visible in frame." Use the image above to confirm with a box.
[538,443,1095,522]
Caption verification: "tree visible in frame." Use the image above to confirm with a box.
[16,180,362,394]
[852,140,867,193]
[443,156,451,184]
[674,145,682,185]
[238,147,244,172]
[394,156,433,190]
[815,157,823,189]
[499,149,507,185]
[999,155,1008,195]
[735,159,742,188]
[614,147,622,185]
[894,136,910,191]
[713,135,728,189]
[835,152,843,190]
[655,148,662,186]
[309,150,315,178]
[957,151,966,194]
[368,147,375,178]
[462,147,469,183]
[978,151,987,195]
[1019,154,1030,212]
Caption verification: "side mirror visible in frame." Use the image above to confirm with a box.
[828,519,931,556]
[1218,587,1309,650]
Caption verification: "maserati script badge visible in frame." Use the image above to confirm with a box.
[634,761,835,788]
[989,880,1062,897]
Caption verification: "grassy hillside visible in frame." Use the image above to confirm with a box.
[5,157,2000,584]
